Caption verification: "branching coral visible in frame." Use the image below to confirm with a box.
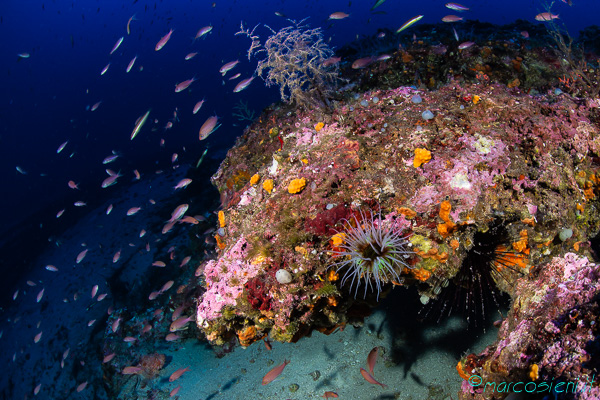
[237,19,340,107]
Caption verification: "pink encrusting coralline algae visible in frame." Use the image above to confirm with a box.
[196,237,263,325]
[459,253,600,400]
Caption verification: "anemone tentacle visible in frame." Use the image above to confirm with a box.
[329,209,413,300]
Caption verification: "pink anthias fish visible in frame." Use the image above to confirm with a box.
[56,140,68,154]
[169,315,193,332]
[110,37,124,55]
[169,204,189,223]
[445,2,469,11]
[127,14,136,35]
[352,56,374,69]
[127,207,142,216]
[185,52,197,60]
[219,60,239,76]
[228,73,241,80]
[442,15,463,22]
[367,347,379,376]
[233,76,255,93]
[171,304,186,321]
[360,367,387,388]
[102,154,119,164]
[126,56,137,73]
[199,116,221,140]
[262,360,290,385]
[68,180,79,189]
[180,256,191,267]
[100,63,110,75]
[103,353,116,363]
[174,178,192,190]
[169,367,190,382]
[160,280,174,293]
[179,216,199,224]
[122,366,142,375]
[102,172,122,188]
[175,77,196,92]
[165,333,181,341]
[170,386,182,397]
[193,99,205,114]
[91,101,102,111]
[76,382,88,393]
[329,12,350,20]
[322,56,341,67]
[155,29,174,51]
[76,249,88,264]
[195,25,212,40]
[458,41,475,49]
[112,317,121,333]
[535,12,559,21]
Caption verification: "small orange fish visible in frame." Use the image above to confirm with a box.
[179,216,199,224]
[262,360,290,385]
[169,367,190,382]
[367,347,379,376]
[170,385,182,397]
[68,180,79,189]
[360,367,387,388]
[323,392,339,398]
[122,366,142,375]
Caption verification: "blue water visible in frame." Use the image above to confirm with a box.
[0,0,598,397]
[1,0,597,254]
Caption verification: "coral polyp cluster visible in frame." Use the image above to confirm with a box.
[329,210,413,300]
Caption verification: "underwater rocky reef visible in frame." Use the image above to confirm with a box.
[193,34,600,398]
[98,25,600,399]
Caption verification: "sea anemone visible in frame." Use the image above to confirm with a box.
[329,210,413,300]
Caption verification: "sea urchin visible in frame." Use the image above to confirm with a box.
[329,210,413,300]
